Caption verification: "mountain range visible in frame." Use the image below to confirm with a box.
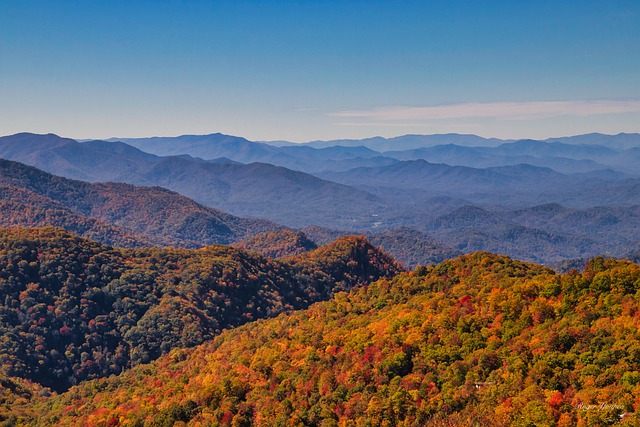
[111,132,640,175]
[0,159,465,268]
[2,131,640,264]
[0,133,389,230]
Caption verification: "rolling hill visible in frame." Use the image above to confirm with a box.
[0,159,281,247]
[0,184,155,247]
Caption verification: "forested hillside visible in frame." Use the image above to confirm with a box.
[365,227,462,269]
[232,229,318,258]
[0,159,281,247]
[0,184,155,247]
[10,252,640,426]
[0,228,399,393]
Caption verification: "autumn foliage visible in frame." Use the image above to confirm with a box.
[8,251,640,426]
[0,227,399,396]
[232,229,318,258]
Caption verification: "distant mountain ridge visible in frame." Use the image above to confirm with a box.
[382,144,617,174]
[288,133,510,150]
[112,132,399,172]
[110,133,285,164]
[267,131,640,150]
[545,132,640,150]
[110,131,640,175]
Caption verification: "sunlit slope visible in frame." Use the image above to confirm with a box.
[29,253,640,426]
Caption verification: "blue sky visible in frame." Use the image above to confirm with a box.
[1,0,639,141]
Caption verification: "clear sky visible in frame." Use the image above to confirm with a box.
[1,0,639,141]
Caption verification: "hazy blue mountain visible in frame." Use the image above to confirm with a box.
[109,133,284,163]
[0,133,154,183]
[492,139,618,158]
[138,157,388,228]
[383,144,612,174]
[502,203,640,238]
[3,131,640,265]
[268,132,640,151]
[533,176,640,208]
[545,132,640,150]
[301,201,640,265]
[260,145,398,172]
[4,132,639,210]
[82,139,159,160]
[279,144,380,160]
[422,203,640,264]
[296,133,507,151]
[269,133,640,175]
[308,155,401,172]
[207,157,243,165]
[612,147,640,175]
[315,154,640,208]
[109,133,402,173]
[108,132,640,175]
[315,160,568,195]
[426,205,596,263]
[384,144,483,161]
[488,140,634,174]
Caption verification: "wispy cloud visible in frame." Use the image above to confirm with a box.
[336,122,433,127]
[332,100,640,122]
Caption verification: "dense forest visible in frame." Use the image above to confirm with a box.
[4,251,640,426]
[0,227,399,394]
